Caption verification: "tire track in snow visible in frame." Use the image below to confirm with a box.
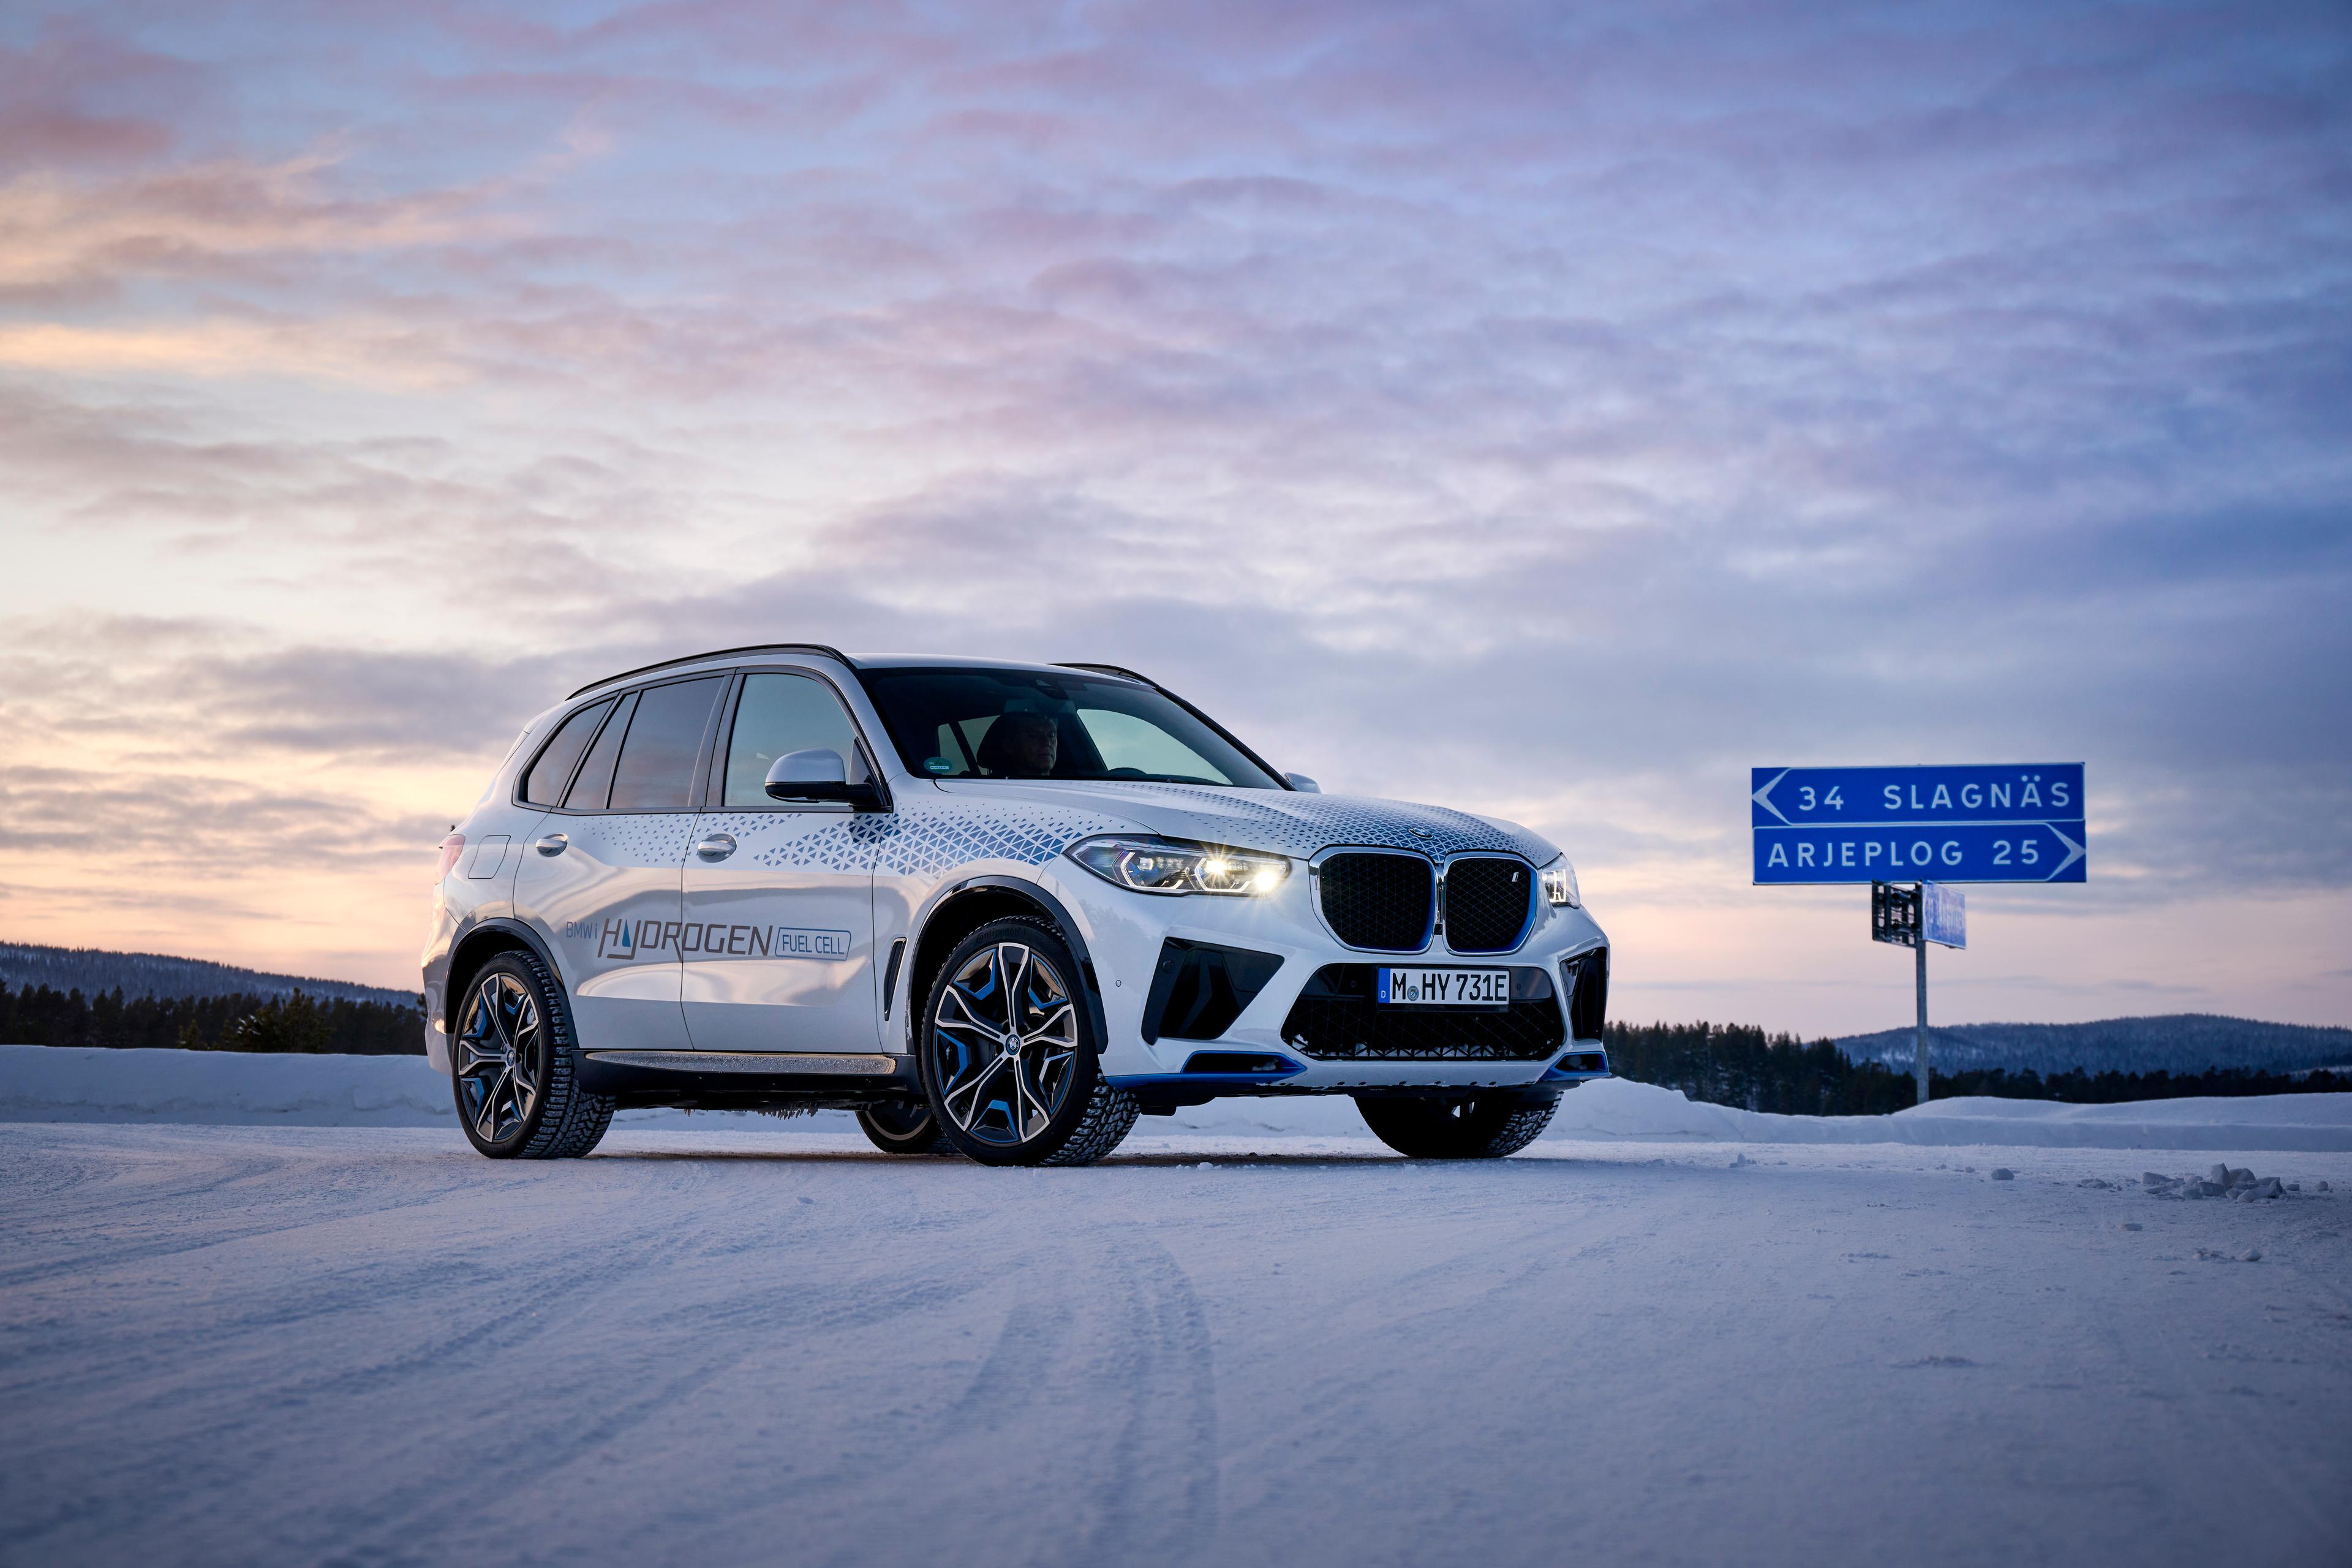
[1073,1234,1219,1566]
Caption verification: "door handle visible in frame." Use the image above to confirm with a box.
[694,833,737,862]
[535,833,568,856]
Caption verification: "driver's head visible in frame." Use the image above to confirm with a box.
[985,712,1058,775]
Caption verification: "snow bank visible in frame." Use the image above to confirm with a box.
[1168,1077,2352,1151]
[0,1045,455,1126]
[1526,1077,2352,1151]
[7,1045,2350,1150]
[0,1046,827,1131]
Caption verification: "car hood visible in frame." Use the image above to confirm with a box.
[929,779,1559,864]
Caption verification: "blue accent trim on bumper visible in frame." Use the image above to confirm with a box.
[1107,1071,1305,1091]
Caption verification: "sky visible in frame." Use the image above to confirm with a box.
[0,0,2346,1035]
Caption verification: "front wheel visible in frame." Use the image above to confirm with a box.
[918,917,1137,1167]
[451,951,613,1159]
[1354,1091,1557,1159]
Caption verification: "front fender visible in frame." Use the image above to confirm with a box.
[900,873,1111,1053]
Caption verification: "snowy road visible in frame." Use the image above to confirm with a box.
[3,1125,2348,1568]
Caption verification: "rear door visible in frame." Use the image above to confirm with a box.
[512,675,727,1051]
[680,668,883,1054]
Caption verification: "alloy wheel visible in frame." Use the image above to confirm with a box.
[930,941,1079,1146]
[455,971,544,1145]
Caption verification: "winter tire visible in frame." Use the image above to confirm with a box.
[452,950,614,1159]
[856,1100,954,1155]
[1354,1091,1557,1159]
[919,916,1137,1167]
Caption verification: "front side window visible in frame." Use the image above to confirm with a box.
[720,673,869,807]
[858,668,1281,788]
[608,677,725,812]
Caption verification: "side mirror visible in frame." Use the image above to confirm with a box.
[1284,772,1321,794]
[765,748,883,810]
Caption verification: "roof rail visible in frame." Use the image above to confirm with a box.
[1054,662,1153,685]
[569,644,857,699]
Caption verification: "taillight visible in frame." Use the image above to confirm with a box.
[437,834,467,881]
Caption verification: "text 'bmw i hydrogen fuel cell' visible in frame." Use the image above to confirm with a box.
[422,647,1611,1165]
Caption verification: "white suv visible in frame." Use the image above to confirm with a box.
[423,647,1611,1165]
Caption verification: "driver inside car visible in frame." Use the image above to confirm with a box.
[974,710,1060,777]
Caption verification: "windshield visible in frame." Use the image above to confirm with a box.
[857,667,1284,789]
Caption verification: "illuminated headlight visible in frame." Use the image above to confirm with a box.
[1540,858,1580,908]
[1067,835,1291,896]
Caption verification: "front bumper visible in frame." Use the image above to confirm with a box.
[1036,858,1611,1095]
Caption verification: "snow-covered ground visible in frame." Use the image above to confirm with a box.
[3,1110,2349,1564]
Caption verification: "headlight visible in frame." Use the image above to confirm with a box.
[1066,835,1291,896]
[1540,858,1580,908]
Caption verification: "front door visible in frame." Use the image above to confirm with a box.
[513,676,728,1051]
[681,669,882,1054]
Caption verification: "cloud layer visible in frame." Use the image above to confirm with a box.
[1,0,2346,1027]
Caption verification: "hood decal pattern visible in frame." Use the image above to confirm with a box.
[1062,782,1551,862]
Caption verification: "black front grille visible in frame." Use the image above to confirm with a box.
[1561,948,1609,1041]
[1317,852,1434,951]
[1443,857,1534,952]
[1280,965,1565,1060]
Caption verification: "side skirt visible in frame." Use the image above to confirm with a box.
[580,1050,923,1112]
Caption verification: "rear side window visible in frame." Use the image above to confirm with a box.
[562,691,637,810]
[608,677,725,812]
[519,699,614,807]
[720,673,866,808]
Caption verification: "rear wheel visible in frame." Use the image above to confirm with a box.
[918,917,1137,1167]
[1354,1091,1557,1159]
[451,951,613,1159]
[856,1100,954,1155]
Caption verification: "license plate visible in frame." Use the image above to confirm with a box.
[1374,967,1510,1008]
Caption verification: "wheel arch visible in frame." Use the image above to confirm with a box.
[901,877,1107,1052]
[443,919,565,1039]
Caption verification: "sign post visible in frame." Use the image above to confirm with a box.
[1751,764,2071,1106]
[1871,881,1965,1104]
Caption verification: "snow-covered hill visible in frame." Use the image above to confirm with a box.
[1836,1012,2352,1077]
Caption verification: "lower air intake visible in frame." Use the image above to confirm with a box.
[1561,948,1609,1041]
[1279,965,1565,1061]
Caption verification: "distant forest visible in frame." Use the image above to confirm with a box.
[0,941,417,1009]
[2,982,425,1056]
[1608,1021,2346,1116]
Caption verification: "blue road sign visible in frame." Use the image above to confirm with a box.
[1752,764,2085,884]
[1921,883,1966,949]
